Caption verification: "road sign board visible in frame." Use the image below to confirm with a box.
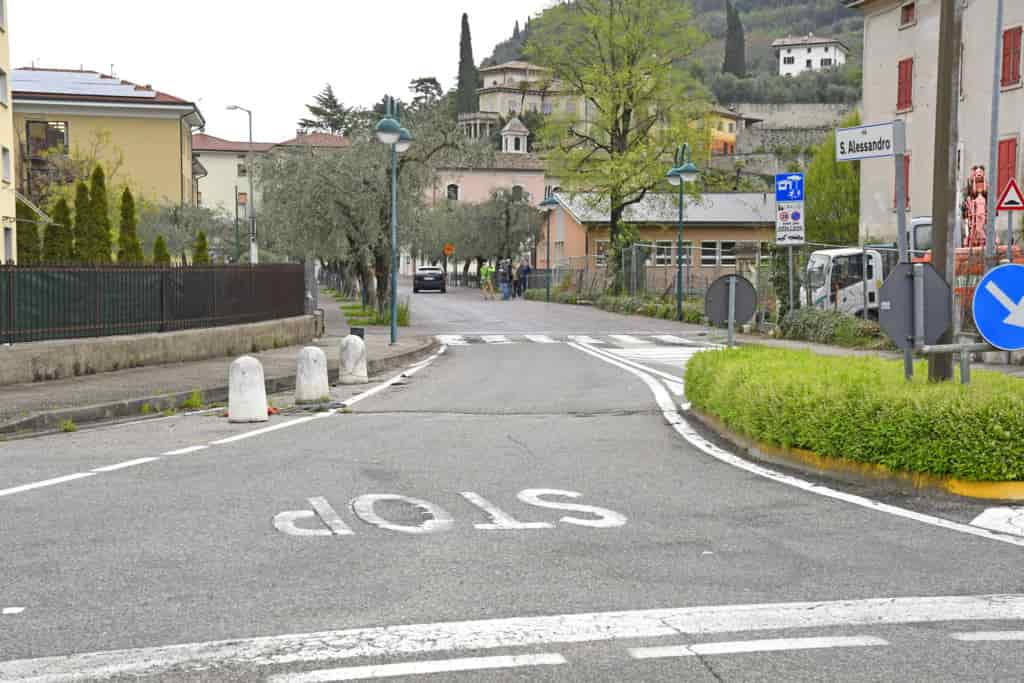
[997,178,1024,211]
[972,263,1024,351]
[775,173,804,202]
[878,263,952,350]
[775,201,805,245]
[443,243,455,257]
[836,121,902,162]
[705,275,756,328]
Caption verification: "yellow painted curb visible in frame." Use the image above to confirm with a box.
[691,409,1024,501]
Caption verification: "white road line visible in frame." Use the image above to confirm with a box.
[268,653,567,682]
[1,607,25,615]
[567,342,1024,548]
[568,335,605,345]
[209,413,332,445]
[971,507,1024,537]
[0,472,96,499]
[653,335,696,345]
[580,344,683,383]
[951,631,1024,642]
[162,445,209,456]
[525,334,558,344]
[435,335,467,346]
[629,635,887,660]
[91,457,161,473]
[3,595,1023,680]
[609,334,651,345]
[481,335,513,344]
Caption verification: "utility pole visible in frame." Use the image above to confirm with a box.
[928,0,962,382]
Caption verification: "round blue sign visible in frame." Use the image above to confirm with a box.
[972,263,1024,351]
[791,211,801,221]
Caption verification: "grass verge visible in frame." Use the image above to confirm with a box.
[685,347,1024,481]
[339,298,410,327]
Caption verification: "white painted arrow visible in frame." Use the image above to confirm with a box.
[985,280,1024,328]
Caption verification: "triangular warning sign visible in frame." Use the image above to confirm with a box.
[997,178,1024,211]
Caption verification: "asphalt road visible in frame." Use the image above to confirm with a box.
[1,284,1023,681]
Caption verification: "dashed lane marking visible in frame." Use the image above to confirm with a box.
[2,595,1023,680]
[0,472,96,499]
[971,507,1024,537]
[629,635,888,660]
[951,631,1024,642]
[162,445,209,456]
[1,607,25,615]
[267,653,567,682]
[524,334,558,344]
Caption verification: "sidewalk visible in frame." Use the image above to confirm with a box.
[0,290,437,436]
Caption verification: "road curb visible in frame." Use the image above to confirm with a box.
[688,407,1024,502]
[0,337,441,439]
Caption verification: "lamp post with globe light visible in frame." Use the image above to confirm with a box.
[666,143,700,322]
[375,96,413,345]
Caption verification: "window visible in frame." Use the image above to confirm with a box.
[507,100,518,114]
[680,241,692,265]
[998,138,1018,196]
[728,122,735,133]
[3,227,11,264]
[1,146,9,183]
[759,242,773,263]
[824,46,830,53]
[554,241,565,262]
[528,103,538,113]
[1002,27,1022,87]
[542,101,553,115]
[806,60,813,69]
[720,241,737,265]
[893,155,911,208]
[701,241,717,266]
[26,121,68,156]
[237,192,248,206]
[446,183,459,201]
[783,56,795,65]
[595,240,609,267]
[821,58,833,67]
[897,58,914,110]
[0,69,7,106]
[514,137,521,152]
[900,2,916,28]
[807,48,812,53]
[237,163,248,177]
[655,241,673,266]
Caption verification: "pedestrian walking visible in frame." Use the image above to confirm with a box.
[517,260,531,297]
[511,261,521,298]
[498,259,511,300]
[480,263,495,300]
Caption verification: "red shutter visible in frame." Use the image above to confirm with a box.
[894,155,911,209]
[1012,28,1023,85]
[998,138,1018,196]
[897,59,913,110]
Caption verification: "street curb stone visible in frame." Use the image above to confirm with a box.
[0,337,440,439]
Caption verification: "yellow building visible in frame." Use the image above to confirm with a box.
[12,68,205,210]
[0,3,15,263]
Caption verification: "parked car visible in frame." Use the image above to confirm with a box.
[413,266,446,293]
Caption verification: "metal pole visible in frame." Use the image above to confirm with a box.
[986,0,1005,261]
[913,263,925,349]
[546,210,551,303]
[247,110,257,265]
[390,142,398,345]
[787,246,794,314]
[894,120,913,380]
[1007,212,1015,259]
[676,178,684,321]
[727,275,736,348]
[861,245,869,320]
[960,337,972,385]
[234,185,240,262]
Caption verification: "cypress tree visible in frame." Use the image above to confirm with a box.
[722,0,747,78]
[73,180,92,263]
[513,20,520,39]
[117,188,144,263]
[89,166,113,263]
[15,200,41,265]
[456,13,480,114]
[192,231,211,265]
[47,198,74,263]
[152,235,171,265]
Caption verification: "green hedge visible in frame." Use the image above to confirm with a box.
[595,295,704,323]
[684,347,1024,481]
[780,308,892,350]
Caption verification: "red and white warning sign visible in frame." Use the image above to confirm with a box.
[997,178,1024,211]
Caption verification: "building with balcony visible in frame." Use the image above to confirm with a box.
[772,34,849,77]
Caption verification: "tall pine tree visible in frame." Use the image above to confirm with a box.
[73,180,93,263]
[15,200,41,265]
[117,188,144,263]
[44,198,73,263]
[88,166,113,264]
[456,13,480,114]
[298,84,356,135]
[722,0,746,78]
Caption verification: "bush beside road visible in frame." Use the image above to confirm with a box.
[685,347,1024,482]
[779,308,894,350]
[524,288,704,323]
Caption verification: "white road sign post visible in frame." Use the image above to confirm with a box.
[836,119,912,377]
[775,173,805,312]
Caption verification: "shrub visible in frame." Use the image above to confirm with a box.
[182,390,203,410]
[780,308,891,349]
[60,419,78,433]
[685,347,1024,481]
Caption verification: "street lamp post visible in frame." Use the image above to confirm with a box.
[666,144,700,322]
[539,194,560,303]
[227,105,257,264]
[375,96,413,345]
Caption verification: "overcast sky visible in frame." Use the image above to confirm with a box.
[11,1,552,143]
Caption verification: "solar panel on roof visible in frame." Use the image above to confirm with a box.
[12,70,157,99]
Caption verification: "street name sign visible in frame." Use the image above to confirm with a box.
[997,178,1024,211]
[973,264,1024,351]
[836,121,902,162]
[775,173,805,245]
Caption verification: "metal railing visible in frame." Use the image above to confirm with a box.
[1,264,305,344]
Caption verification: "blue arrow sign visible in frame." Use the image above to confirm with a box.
[775,173,804,202]
[973,264,1024,351]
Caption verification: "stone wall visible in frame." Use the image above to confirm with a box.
[735,102,861,155]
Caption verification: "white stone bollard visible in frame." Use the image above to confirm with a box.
[340,335,369,385]
[295,346,330,403]
[228,355,269,423]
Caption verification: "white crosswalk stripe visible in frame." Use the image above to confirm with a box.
[609,334,651,345]
[481,335,515,344]
[524,334,558,344]
[436,335,468,346]
[567,335,605,345]
[652,334,696,345]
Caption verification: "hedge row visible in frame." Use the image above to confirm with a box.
[684,347,1024,481]
[524,288,704,323]
[779,308,893,350]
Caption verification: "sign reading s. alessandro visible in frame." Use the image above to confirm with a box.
[835,121,901,162]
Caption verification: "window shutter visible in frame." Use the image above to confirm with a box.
[1002,30,1015,86]
[1012,28,1023,85]
[894,155,911,209]
[998,138,1018,195]
[897,59,914,110]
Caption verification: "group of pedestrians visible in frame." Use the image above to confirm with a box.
[480,259,532,301]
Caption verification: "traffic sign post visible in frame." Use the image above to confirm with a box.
[997,179,1024,253]
[879,262,952,379]
[972,263,1024,351]
[705,274,756,347]
[775,173,805,314]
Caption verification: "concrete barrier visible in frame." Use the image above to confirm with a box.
[228,356,268,423]
[340,335,369,385]
[0,315,316,387]
[295,347,329,403]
